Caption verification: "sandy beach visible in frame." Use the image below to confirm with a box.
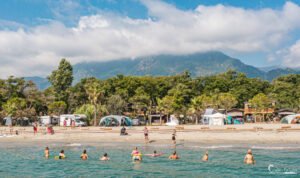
[1,124,300,145]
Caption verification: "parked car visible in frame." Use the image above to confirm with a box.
[132,116,146,126]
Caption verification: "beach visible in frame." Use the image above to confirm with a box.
[1,124,300,145]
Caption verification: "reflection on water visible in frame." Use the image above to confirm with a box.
[0,142,299,178]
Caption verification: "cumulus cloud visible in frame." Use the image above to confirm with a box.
[284,40,300,67]
[0,0,300,77]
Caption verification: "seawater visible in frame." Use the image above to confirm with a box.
[0,142,299,178]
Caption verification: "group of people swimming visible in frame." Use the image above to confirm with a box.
[44,146,255,164]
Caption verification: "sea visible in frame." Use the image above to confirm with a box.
[0,141,299,178]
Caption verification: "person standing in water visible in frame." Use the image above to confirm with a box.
[81,149,88,160]
[100,153,110,161]
[59,150,66,159]
[244,149,255,164]
[169,151,179,160]
[143,126,149,142]
[202,151,209,161]
[44,147,50,159]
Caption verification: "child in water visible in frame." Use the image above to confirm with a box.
[81,150,88,160]
[100,153,110,161]
[44,147,50,159]
[244,149,255,164]
[59,150,66,159]
[131,147,142,161]
[202,151,209,161]
[169,151,179,160]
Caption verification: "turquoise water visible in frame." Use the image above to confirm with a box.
[0,142,299,178]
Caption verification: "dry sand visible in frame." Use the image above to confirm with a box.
[0,124,299,145]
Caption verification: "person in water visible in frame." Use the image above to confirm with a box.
[131,147,142,161]
[44,147,50,159]
[59,150,66,159]
[81,149,88,160]
[100,153,110,161]
[169,151,179,160]
[202,151,209,162]
[244,149,255,164]
[145,150,163,157]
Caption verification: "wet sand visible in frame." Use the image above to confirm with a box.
[0,124,300,145]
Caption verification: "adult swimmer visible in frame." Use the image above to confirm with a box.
[169,151,179,160]
[131,147,142,161]
[244,149,255,165]
[144,150,163,157]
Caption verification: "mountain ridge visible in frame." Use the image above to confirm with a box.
[24,51,299,90]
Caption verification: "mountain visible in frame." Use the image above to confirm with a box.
[24,51,300,89]
[73,51,265,83]
[24,76,50,90]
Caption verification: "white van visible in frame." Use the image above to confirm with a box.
[59,114,87,127]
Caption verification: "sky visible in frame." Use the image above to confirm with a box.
[1,0,300,78]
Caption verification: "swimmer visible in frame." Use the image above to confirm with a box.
[145,150,163,157]
[131,147,139,155]
[59,150,66,159]
[169,151,179,160]
[202,151,208,162]
[44,147,50,159]
[100,153,110,161]
[80,149,88,160]
[244,149,255,165]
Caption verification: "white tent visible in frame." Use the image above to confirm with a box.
[203,113,226,126]
[166,115,179,126]
[281,114,300,124]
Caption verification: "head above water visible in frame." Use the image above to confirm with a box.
[60,150,64,153]
[247,149,252,154]
[173,151,177,155]
[104,153,108,157]
[154,150,157,154]
[83,149,87,154]
[45,147,49,150]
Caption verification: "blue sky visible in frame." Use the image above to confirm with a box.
[0,0,300,77]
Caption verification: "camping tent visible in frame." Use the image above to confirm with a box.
[166,115,179,126]
[99,115,132,127]
[281,114,300,124]
[203,112,226,126]
[3,116,12,126]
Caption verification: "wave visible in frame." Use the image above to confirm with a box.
[66,143,82,147]
[268,164,298,175]
[0,135,14,138]
[252,146,300,150]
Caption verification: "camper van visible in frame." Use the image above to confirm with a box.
[59,114,87,127]
[40,116,59,126]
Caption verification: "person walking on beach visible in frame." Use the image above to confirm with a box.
[44,147,50,159]
[144,126,149,142]
[100,153,110,161]
[202,151,209,161]
[33,122,38,135]
[81,149,88,160]
[172,130,176,144]
[63,119,67,127]
[244,149,255,164]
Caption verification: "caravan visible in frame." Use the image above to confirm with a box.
[59,114,87,127]
[40,116,59,126]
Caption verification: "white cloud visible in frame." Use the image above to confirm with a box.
[284,40,300,67]
[0,0,300,77]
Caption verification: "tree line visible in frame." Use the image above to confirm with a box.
[0,59,300,125]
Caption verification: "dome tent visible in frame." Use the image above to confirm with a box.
[99,115,132,127]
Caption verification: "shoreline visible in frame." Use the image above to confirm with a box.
[1,124,300,145]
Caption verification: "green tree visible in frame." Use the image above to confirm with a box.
[48,59,73,106]
[249,93,272,122]
[84,78,104,126]
[215,93,238,111]
[106,95,127,115]
[48,101,67,116]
